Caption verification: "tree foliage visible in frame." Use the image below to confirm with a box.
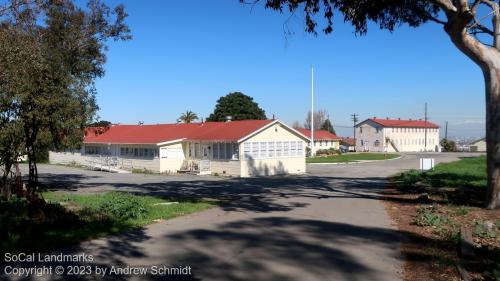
[0,0,130,198]
[321,119,336,135]
[440,139,457,152]
[207,92,266,121]
[88,120,112,127]
[178,110,199,123]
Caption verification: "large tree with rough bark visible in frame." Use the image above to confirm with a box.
[243,0,500,209]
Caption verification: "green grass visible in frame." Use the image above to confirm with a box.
[306,152,399,163]
[394,156,487,205]
[1,192,217,254]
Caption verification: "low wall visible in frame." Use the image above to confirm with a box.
[49,152,160,172]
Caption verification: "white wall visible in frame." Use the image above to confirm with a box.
[239,122,307,177]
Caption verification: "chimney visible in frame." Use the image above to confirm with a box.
[386,117,389,120]
[398,117,401,120]
[272,114,275,120]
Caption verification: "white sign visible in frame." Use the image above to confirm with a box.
[420,158,435,171]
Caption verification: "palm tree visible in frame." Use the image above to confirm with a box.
[177,110,199,124]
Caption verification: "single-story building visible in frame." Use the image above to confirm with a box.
[296,128,341,155]
[340,137,356,152]
[49,119,309,177]
[470,138,486,152]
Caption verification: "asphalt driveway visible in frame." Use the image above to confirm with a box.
[14,152,479,281]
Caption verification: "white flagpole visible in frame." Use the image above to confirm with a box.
[311,66,314,156]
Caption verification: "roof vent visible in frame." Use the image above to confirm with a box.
[138,121,144,125]
[386,117,389,120]
[225,116,233,122]
[409,118,412,120]
[398,117,401,120]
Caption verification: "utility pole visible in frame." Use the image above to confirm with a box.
[351,113,358,152]
[424,102,428,152]
[445,121,448,140]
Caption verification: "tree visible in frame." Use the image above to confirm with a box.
[0,0,130,198]
[304,109,328,130]
[178,110,199,123]
[440,139,457,152]
[89,120,112,127]
[244,0,500,209]
[292,120,302,129]
[321,119,336,135]
[207,92,266,121]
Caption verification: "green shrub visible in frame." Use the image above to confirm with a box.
[97,193,148,220]
[414,207,447,228]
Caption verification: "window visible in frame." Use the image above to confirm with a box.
[244,142,251,159]
[359,127,363,133]
[226,143,232,159]
[320,141,323,147]
[291,141,297,156]
[276,141,283,157]
[232,143,239,160]
[374,140,380,147]
[297,142,304,155]
[283,141,290,156]
[252,142,259,158]
[213,143,219,159]
[260,142,267,158]
[268,142,275,157]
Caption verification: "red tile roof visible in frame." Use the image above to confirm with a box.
[367,118,439,129]
[296,128,340,140]
[84,120,275,144]
[340,137,355,146]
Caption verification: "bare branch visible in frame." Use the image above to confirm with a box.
[431,0,458,13]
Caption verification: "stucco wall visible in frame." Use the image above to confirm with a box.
[470,140,486,152]
[356,122,384,152]
[159,142,185,173]
[240,157,305,177]
[356,120,440,152]
[210,160,241,176]
[240,122,307,177]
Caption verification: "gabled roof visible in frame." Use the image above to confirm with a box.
[84,119,277,144]
[296,128,341,141]
[357,118,439,129]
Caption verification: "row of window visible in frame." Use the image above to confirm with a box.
[359,127,438,134]
[314,140,336,147]
[212,143,239,160]
[243,141,304,159]
[390,127,438,133]
[120,147,159,158]
[362,138,436,147]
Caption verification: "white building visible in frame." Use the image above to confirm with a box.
[470,138,486,152]
[355,118,440,152]
[296,128,341,155]
[49,119,309,177]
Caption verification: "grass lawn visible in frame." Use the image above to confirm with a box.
[0,192,217,254]
[306,152,400,163]
[386,156,499,281]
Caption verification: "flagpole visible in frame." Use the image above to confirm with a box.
[311,66,314,157]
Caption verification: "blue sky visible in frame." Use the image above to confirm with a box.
[94,1,485,138]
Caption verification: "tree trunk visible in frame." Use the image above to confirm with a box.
[484,64,500,209]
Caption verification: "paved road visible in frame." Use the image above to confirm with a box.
[13,153,480,281]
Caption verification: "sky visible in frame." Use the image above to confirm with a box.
[92,1,486,138]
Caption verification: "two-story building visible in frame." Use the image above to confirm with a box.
[355,118,440,152]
